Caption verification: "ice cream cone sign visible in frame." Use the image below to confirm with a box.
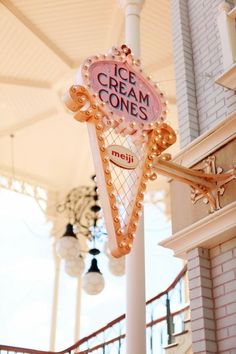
[64,45,176,257]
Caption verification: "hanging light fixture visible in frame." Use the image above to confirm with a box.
[56,175,125,295]
[56,223,80,260]
[82,248,105,295]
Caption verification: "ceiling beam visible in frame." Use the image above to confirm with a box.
[144,55,173,73]
[0,76,51,89]
[0,108,57,138]
[105,3,124,48]
[1,0,73,69]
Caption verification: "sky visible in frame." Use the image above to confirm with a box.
[0,187,183,351]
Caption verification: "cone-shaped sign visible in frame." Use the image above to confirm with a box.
[64,45,176,257]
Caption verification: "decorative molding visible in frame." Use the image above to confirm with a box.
[173,112,236,168]
[0,173,48,210]
[228,5,236,19]
[160,201,236,258]
[153,153,235,212]
[215,62,236,90]
[0,165,58,195]
[0,171,60,222]
[161,113,236,257]
[190,155,235,212]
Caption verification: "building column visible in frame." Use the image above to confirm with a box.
[49,242,61,351]
[126,217,146,354]
[187,247,218,353]
[46,192,66,351]
[119,1,146,353]
[170,0,199,148]
[74,276,82,343]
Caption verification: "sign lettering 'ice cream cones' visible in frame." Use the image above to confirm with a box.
[64,45,176,257]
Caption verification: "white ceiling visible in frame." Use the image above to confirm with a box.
[0,0,179,195]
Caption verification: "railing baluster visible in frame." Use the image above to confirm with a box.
[160,325,163,347]
[149,310,153,354]
[179,277,183,303]
[166,293,175,345]
[118,324,121,354]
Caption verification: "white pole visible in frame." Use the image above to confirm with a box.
[119,1,146,353]
[74,276,82,343]
[49,243,61,351]
[122,0,144,57]
[126,217,146,354]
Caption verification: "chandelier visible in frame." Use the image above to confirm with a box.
[56,175,125,295]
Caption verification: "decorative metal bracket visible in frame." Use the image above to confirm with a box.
[152,154,236,212]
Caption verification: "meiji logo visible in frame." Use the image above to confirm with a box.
[111,150,134,164]
[107,145,139,170]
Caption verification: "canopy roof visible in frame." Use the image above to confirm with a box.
[0,0,179,195]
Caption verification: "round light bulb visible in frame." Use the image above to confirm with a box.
[108,256,125,276]
[56,224,80,260]
[56,236,80,260]
[83,272,105,295]
[82,258,105,295]
[65,256,85,277]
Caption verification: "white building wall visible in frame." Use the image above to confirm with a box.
[171,0,236,147]
[170,1,236,353]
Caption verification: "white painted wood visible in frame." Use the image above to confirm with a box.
[173,113,236,168]
[228,6,236,19]
[160,201,236,259]
[215,62,236,90]
[217,3,236,70]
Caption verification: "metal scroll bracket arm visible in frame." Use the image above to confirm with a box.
[152,154,236,212]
